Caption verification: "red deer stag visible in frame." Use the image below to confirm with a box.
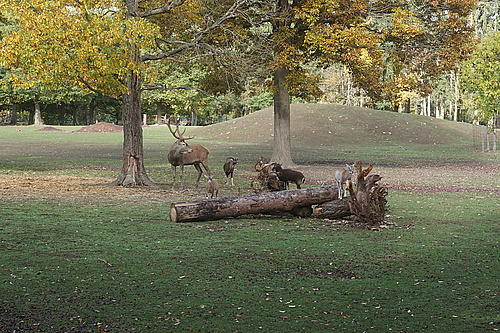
[167,119,211,186]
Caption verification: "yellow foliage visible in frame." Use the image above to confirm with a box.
[0,0,160,95]
[390,8,424,40]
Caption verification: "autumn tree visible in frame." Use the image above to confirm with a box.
[0,0,274,186]
[461,31,500,126]
[267,0,478,166]
[381,0,478,112]
[269,0,384,166]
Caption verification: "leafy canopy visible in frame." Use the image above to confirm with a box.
[0,0,160,95]
[461,31,500,124]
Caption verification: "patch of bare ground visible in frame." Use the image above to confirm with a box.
[36,126,63,132]
[74,122,123,133]
[0,164,498,205]
[0,175,177,205]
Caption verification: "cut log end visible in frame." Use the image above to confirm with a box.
[170,205,178,223]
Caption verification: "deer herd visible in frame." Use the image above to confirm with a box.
[167,119,356,200]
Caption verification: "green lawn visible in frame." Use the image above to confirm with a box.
[1,191,498,332]
[0,107,498,332]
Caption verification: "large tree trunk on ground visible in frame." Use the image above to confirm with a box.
[170,186,340,223]
[346,161,388,227]
[314,198,352,219]
[111,72,155,187]
[271,68,294,168]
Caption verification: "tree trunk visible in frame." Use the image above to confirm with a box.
[33,100,43,126]
[156,103,163,125]
[271,67,294,167]
[492,128,497,152]
[89,96,96,124]
[111,0,154,187]
[111,71,155,187]
[10,104,18,125]
[404,98,410,113]
[170,186,340,223]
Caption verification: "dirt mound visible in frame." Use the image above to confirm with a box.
[76,122,122,133]
[37,126,63,132]
[193,103,476,147]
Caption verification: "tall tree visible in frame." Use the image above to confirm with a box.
[269,0,477,165]
[380,0,478,110]
[461,31,500,125]
[269,0,383,166]
[0,0,272,186]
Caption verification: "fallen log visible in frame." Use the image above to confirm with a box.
[170,186,339,222]
[313,198,352,219]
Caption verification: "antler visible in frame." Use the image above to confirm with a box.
[167,118,194,140]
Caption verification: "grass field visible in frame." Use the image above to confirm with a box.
[0,104,498,332]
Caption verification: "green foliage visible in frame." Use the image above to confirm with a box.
[461,31,500,125]
[268,0,478,108]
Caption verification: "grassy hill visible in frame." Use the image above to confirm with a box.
[190,103,486,166]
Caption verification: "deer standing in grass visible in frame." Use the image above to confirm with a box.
[167,119,211,186]
[205,174,219,198]
[223,157,238,186]
[335,164,355,199]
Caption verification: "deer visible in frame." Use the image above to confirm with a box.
[204,174,219,199]
[167,119,211,186]
[272,163,305,189]
[223,157,238,186]
[335,164,355,199]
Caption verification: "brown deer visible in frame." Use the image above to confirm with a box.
[335,164,355,199]
[167,119,211,186]
[204,174,219,199]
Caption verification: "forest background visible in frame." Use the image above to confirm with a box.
[0,0,498,127]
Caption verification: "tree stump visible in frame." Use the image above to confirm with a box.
[170,186,339,222]
[251,157,285,193]
[346,161,388,227]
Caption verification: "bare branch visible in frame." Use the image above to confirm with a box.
[139,0,257,62]
[135,0,187,18]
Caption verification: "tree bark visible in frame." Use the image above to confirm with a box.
[111,71,155,187]
[89,97,96,124]
[271,67,294,167]
[33,100,43,126]
[170,186,340,222]
[156,103,163,125]
[314,198,352,219]
[111,0,154,187]
[10,103,18,125]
